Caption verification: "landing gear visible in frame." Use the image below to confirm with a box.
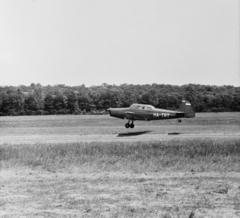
[130,123,135,128]
[125,120,135,128]
[178,119,182,123]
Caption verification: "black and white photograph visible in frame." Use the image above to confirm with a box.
[0,0,239,217]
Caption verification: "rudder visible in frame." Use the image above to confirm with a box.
[178,100,195,118]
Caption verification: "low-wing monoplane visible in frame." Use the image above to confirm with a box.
[108,100,195,128]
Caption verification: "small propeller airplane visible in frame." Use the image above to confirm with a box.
[107,100,195,128]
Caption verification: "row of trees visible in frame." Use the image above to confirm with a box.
[0,83,239,116]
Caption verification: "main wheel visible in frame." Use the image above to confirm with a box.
[125,123,130,128]
[130,123,135,128]
[178,119,182,123]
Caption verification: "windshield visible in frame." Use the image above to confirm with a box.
[130,104,154,110]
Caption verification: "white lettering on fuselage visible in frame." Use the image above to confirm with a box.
[153,113,170,117]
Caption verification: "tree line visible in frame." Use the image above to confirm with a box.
[0,83,239,116]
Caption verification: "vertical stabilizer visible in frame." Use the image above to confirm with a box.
[178,100,195,118]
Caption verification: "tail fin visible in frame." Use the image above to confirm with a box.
[178,100,195,118]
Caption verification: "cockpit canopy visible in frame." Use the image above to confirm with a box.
[129,104,155,110]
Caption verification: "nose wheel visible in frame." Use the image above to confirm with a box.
[178,119,182,123]
[125,120,134,128]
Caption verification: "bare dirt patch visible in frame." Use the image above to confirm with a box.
[1,168,240,217]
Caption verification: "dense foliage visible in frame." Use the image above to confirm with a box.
[0,83,239,116]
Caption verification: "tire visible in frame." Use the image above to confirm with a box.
[125,123,130,128]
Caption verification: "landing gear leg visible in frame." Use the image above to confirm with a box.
[178,119,182,123]
[125,120,134,128]
[130,121,135,128]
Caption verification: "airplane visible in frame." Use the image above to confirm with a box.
[107,100,195,128]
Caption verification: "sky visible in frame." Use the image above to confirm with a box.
[0,0,239,87]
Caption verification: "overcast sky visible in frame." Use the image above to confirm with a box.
[0,0,239,87]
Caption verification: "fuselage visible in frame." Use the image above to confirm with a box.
[108,103,185,121]
[108,101,195,128]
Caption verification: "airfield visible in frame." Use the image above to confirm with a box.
[1,112,240,217]
[1,112,240,144]
[1,132,240,145]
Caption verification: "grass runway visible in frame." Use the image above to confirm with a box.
[0,112,240,217]
[0,112,240,144]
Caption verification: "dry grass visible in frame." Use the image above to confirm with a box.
[1,113,240,217]
[1,168,240,217]
[1,138,240,172]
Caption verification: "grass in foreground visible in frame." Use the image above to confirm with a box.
[1,138,240,172]
[4,168,238,218]
[2,138,240,218]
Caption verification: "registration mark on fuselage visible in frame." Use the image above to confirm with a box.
[153,113,170,117]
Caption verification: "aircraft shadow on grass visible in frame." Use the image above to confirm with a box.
[168,132,181,135]
[117,131,151,137]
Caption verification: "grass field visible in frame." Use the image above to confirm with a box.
[0,113,240,217]
[0,112,239,139]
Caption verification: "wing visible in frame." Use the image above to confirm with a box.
[124,111,146,120]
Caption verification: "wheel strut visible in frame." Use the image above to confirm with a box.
[125,120,135,128]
